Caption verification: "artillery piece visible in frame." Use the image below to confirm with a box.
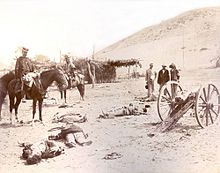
[157,81,220,132]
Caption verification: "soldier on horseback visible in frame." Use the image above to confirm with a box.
[15,47,34,95]
[63,54,77,88]
[15,47,44,98]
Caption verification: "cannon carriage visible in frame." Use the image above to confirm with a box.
[157,81,220,130]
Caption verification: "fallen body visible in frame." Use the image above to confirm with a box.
[99,103,149,119]
[21,140,64,165]
[49,124,92,148]
[52,112,87,124]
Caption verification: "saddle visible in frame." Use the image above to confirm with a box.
[72,73,84,85]
[22,72,46,95]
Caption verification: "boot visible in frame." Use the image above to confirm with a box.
[15,80,22,94]
[25,89,32,100]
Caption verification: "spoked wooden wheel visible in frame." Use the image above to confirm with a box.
[157,81,183,121]
[195,84,220,128]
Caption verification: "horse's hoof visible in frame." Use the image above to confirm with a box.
[31,122,35,127]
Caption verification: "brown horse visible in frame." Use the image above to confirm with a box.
[60,73,85,103]
[0,71,15,120]
[8,69,68,125]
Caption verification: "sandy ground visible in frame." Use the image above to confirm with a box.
[1,67,220,173]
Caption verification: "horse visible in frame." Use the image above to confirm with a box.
[60,72,85,103]
[0,71,15,120]
[8,68,68,125]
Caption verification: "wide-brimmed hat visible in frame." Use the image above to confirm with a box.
[162,64,166,67]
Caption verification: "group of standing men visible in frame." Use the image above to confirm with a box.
[145,63,180,100]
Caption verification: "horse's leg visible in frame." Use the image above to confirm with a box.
[38,99,43,123]
[0,97,3,121]
[9,95,15,124]
[77,84,85,101]
[0,92,8,121]
[14,95,22,123]
[32,99,37,126]
[60,91,63,100]
[64,90,67,103]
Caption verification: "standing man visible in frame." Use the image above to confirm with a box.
[145,63,157,99]
[15,47,35,94]
[157,64,170,91]
[169,63,180,98]
[169,63,180,82]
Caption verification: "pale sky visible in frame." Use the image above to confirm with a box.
[0,0,220,65]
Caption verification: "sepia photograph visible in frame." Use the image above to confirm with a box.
[0,0,220,172]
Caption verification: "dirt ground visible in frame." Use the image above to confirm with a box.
[1,67,220,173]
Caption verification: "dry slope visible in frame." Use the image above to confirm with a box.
[95,7,220,70]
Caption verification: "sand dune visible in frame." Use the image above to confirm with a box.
[95,7,220,70]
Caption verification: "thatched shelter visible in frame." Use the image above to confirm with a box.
[32,58,140,86]
[73,58,140,85]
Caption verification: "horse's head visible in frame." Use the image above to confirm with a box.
[40,69,68,91]
[53,69,68,91]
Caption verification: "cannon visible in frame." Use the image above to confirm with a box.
[157,81,220,132]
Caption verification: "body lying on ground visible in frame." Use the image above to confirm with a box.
[21,140,64,165]
[48,124,92,148]
[52,112,87,124]
[99,103,149,119]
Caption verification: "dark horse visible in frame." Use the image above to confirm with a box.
[60,73,85,103]
[8,69,68,125]
[0,71,15,120]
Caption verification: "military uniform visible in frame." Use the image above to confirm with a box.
[63,55,77,88]
[15,56,35,79]
[14,47,35,95]
[64,55,76,76]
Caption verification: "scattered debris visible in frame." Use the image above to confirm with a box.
[103,152,123,160]
[147,133,155,138]
[58,104,73,108]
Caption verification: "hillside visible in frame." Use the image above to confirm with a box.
[95,7,220,70]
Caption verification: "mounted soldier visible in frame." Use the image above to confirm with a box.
[15,47,44,97]
[64,55,76,76]
[63,54,78,88]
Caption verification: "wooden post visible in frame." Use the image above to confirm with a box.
[128,66,130,79]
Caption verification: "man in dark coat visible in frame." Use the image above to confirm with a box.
[157,64,170,91]
[14,47,35,94]
[15,47,35,79]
